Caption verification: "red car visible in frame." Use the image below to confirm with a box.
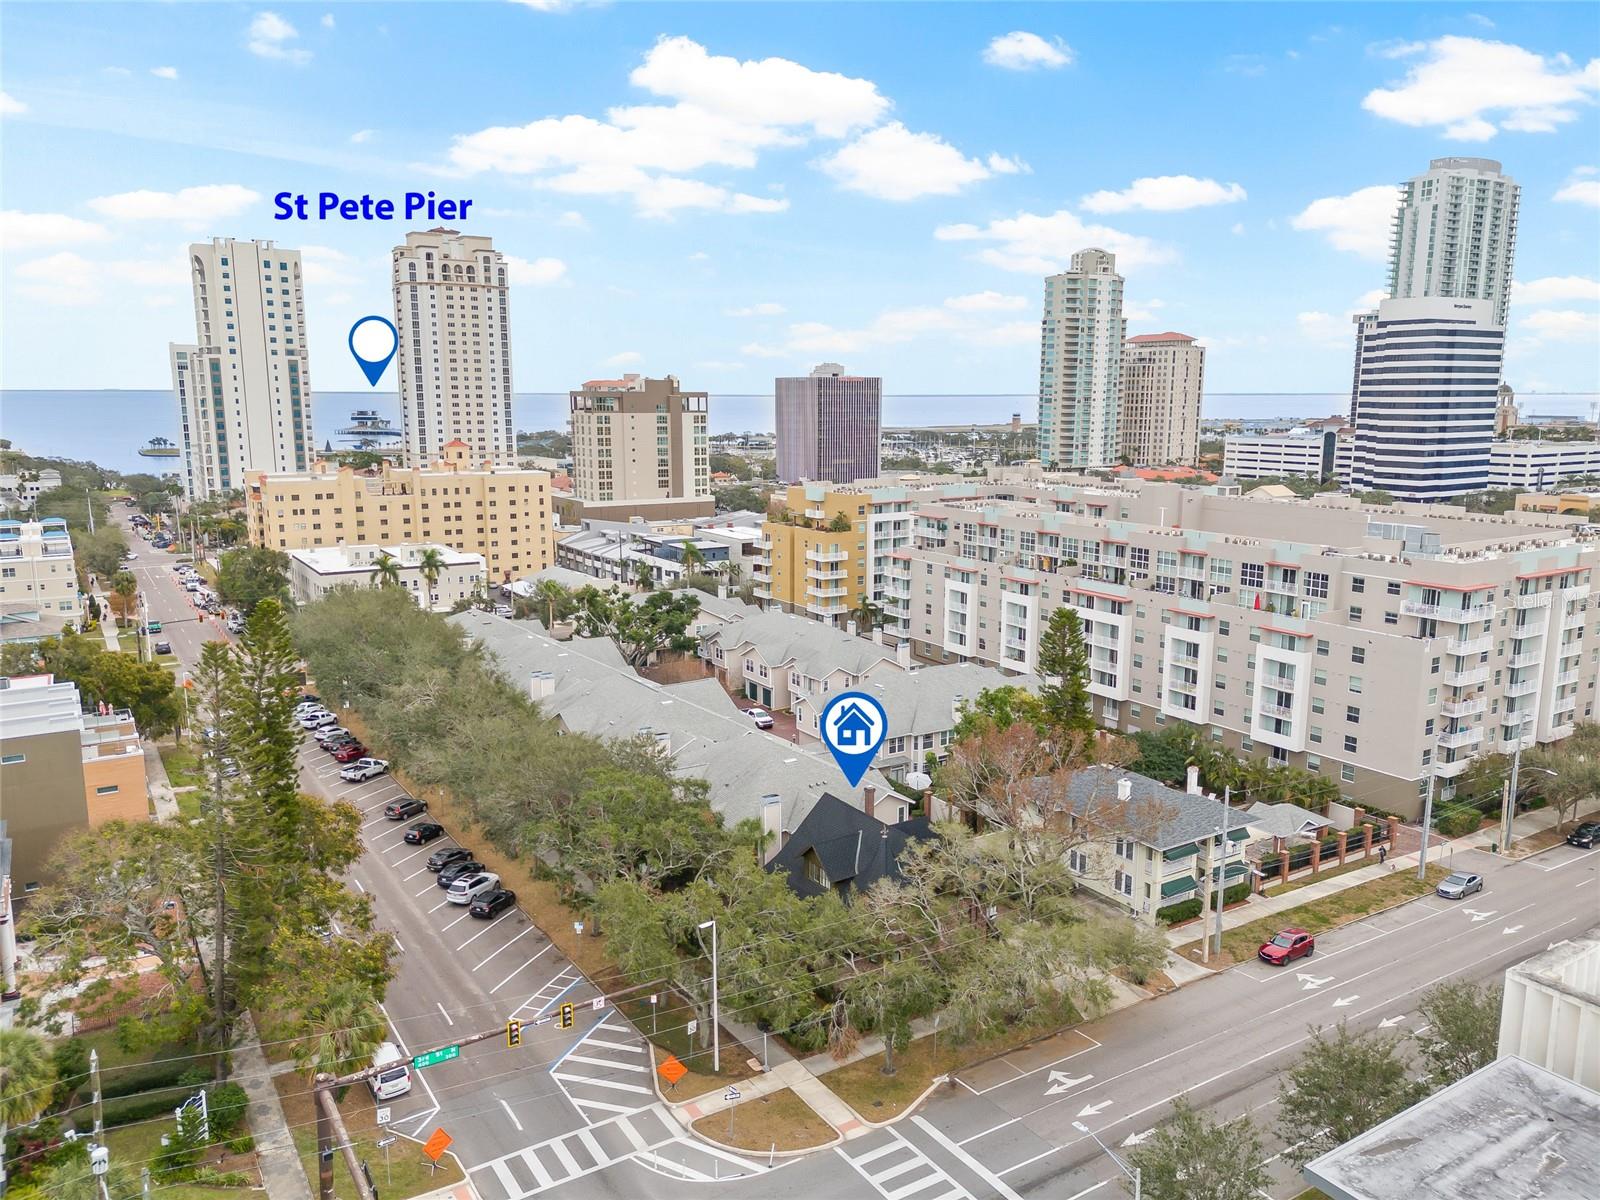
[1258,928,1315,966]
[332,742,369,763]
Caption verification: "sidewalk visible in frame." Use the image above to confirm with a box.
[234,1012,312,1200]
[143,740,180,821]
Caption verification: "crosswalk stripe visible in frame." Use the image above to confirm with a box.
[875,1157,932,1183]
[489,1158,521,1198]
[582,1036,644,1053]
[563,1053,649,1073]
[554,1072,653,1095]
[888,1174,960,1200]
[571,1097,643,1115]
[848,1140,908,1168]
[616,1115,650,1152]
[548,1140,580,1177]
[576,1128,606,1165]
[519,1150,553,1189]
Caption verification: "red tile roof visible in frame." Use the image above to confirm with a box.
[1126,331,1197,343]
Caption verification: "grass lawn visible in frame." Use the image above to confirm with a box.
[690,1088,833,1152]
[1506,808,1598,859]
[159,742,205,819]
[1261,856,1379,899]
[274,1073,464,1200]
[827,1002,1080,1122]
[1175,864,1450,967]
[616,996,757,1102]
[102,1118,258,1199]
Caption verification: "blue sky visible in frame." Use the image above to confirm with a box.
[1,1,1596,398]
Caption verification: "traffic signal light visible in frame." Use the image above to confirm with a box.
[558,1003,575,1030]
[506,1019,522,1048]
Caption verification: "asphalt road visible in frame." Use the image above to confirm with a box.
[119,519,1600,1200]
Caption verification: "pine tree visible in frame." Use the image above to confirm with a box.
[1037,606,1095,737]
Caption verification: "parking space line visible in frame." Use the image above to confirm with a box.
[392,846,436,867]
[456,913,514,951]
[403,868,431,882]
[442,910,474,931]
[428,897,454,914]
[474,925,536,971]
[416,884,440,898]
[436,1002,454,1027]
[489,943,553,992]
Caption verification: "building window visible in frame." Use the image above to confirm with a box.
[1344,734,1358,753]
[1351,577,1365,593]
[1351,646,1365,664]
[1348,606,1363,622]
[1341,763,1357,783]
[1346,705,1360,724]
[95,784,120,795]
[0,753,23,765]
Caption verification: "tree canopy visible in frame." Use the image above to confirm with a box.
[216,546,291,614]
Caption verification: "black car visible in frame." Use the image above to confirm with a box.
[299,693,321,706]
[403,821,444,845]
[437,859,488,888]
[384,798,427,821]
[426,846,475,873]
[154,641,172,655]
[1567,821,1600,849]
[469,888,517,919]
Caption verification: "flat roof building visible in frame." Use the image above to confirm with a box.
[567,375,711,520]
[0,518,83,643]
[289,542,484,611]
[775,363,882,485]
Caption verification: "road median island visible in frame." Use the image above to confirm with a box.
[688,1087,835,1153]
[1174,863,1450,968]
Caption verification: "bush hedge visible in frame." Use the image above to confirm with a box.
[1433,807,1482,838]
[1156,880,1253,925]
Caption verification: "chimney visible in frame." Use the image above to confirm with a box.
[1186,765,1201,796]
[760,794,782,863]
[863,785,877,821]
[529,670,554,701]
[872,628,884,645]
[847,620,858,636]
[1117,777,1133,802]
[952,692,965,724]
[895,640,912,667]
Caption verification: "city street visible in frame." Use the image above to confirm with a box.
[118,518,1600,1200]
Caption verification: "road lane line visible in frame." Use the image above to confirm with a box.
[473,925,536,971]
[352,879,365,893]
[436,1002,454,1027]
[912,1117,1025,1200]
[957,1117,1019,1147]
[1061,1183,1110,1200]
[497,1098,522,1133]
[488,943,553,993]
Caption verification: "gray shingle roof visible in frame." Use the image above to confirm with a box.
[1065,765,1238,851]
[1244,801,1333,840]
[707,609,903,676]
[448,611,895,834]
[857,662,1039,741]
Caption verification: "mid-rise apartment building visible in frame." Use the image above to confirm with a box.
[567,375,711,520]
[1223,423,1354,483]
[288,542,485,611]
[392,229,514,466]
[1120,333,1205,466]
[775,363,882,484]
[1349,296,1504,500]
[1389,157,1520,328]
[0,674,149,891]
[245,440,552,583]
[879,476,1600,818]
[169,238,312,499]
[1040,249,1125,470]
[756,484,872,626]
[0,518,82,642]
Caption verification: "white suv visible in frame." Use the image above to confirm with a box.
[447,872,500,905]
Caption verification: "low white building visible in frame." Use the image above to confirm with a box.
[1488,440,1600,491]
[0,518,83,642]
[1223,423,1352,483]
[289,542,484,612]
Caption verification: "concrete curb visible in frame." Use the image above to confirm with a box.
[829,1072,952,1133]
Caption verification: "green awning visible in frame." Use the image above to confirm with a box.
[1163,843,1200,861]
[1160,875,1198,898]
[1209,861,1251,882]
[1228,827,1250,842]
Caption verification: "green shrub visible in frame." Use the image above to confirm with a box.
[1157,898,1202,925]
[99,1090,193,1129]
[1433,808,1481,838]
[208,1082,249,1137]
[50,1039,90,1110]
[222,1134,255,1156]
[1212,881,1252,909]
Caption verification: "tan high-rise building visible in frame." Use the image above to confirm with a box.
[170,238,312,499]
[568,374,710,510]
[1121,332,1205,466]
[392,229,513,466]
[754,484,871,627]
[245,441,552,584]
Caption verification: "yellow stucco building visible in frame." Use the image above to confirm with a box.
[755,484,870,626]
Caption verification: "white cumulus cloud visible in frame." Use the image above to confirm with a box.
[0,90,26,116]
[1514,276,1600,306]
[605,350,643,367]
[248,11,311,64]
[13,251,189,306]
[1554,167,1600,208]
[349,129,375,144]
[725,302,786,317]
[934,209,1173,273]
[87,184,260,226]
[505,255,568,285]
[0,211,112,251]
[819,123,993,201]
[744,294,1043,358]
[1519,309,1600,343]
[1361,35,1600,140]
[943,291,1028,312]
[983,31,1073,71]
[150,66,179,80]
[1081,175,1247,214]
[1291,185,1403,260]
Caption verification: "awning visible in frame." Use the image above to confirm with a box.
[1160,875,1198,898]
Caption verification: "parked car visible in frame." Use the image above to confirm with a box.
[154,641,172,656]
[426,846,475,873]
[1258,928,1315,966]
[368,1043,411,1101]
[313,725,352,746]
[121,552,138,561]
[1436,871,1485,900]
[403,821,444,845]
[437,859,488,888]
[303,711,338,730]
[494,604,513,618]
[322,735,359,754]
[447,872,500,905]
[1566,822,1600,849]
[226,614,246,634]
[299,693,321,706]
[746,707,775,730]
[384,797,427,821]
[340,757,389,783]
[332,742,369,764]
[470,888,517,919]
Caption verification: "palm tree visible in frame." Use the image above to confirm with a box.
[723,561,743,586]
[535,579,569,629]
[417,547,446,610]
[849,597,883,633]
[633,558,656,592]
[372,552,401,588]
[290,981,389,1099]
[0,1027,58,1169]
[110,570,138,627]
[680,541,707,575]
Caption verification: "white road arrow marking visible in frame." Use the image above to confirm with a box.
[1044,1072,1094,1096]
[1121,1130,1155,1148]
[1503,925,1524,935]
[1463,909,1496,923]
[1077,1101,1114,1118]
[1379,1015,1407,1028]
[1548,940,1571,950]
[1332,995,1360,1008]
[1297,973,1333,990]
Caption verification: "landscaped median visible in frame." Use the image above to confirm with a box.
[1174,864,1450,968]
[688,1088,834,1153]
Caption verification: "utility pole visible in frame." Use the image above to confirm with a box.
[315,1073,337,1200]
[1212,787,1231,959]
[90,1047,104,1137]
[698,918,721,1073]
[1505,721,1526,852]
[1416,771,1436,881]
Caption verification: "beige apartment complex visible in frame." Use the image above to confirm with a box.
[565,374,712,521]
[755,484,873,626]
[245,440,553,584]
[0,518,82,642]
[1121,332,1204,466]
[392,229,514,466]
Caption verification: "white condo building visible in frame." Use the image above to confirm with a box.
[1040,249,1125,470]
[1349,297,1504,501]
[169,239,312,499]
[392,229,513,467]
[1389,157,1520,327]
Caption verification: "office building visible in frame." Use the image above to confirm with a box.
[565,375,712,521]
[1388,157,1520,327]
[1349,297,1504,500]
[0,518,83,642]
[288,542,485,611]
[392,229,513,466]
[1223,422,1354,483]
[0,674,149,892]
[169,238,312,499]
[775,363,882,484]
[1039,249,1125,470]
[1120,333,1205,466]
[1489,441,1600,491]
[245,440,552,584]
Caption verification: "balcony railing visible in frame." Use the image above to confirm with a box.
[1437,727,1483,750]
[1557,669,1581,687]
[1508,651,1543,669]
[805,566,847,581]
[1258,701,1294,719]
[1433,756,1473,779]
[1442,696,1486,718]
[805,547,849,564]
[1505,678,1539,697]
[1513,591,1552,609]
[1445,635,1493,656]
[1442,667,1489,688]
[1563,583,1592,601]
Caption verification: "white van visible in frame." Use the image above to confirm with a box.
[369,1042,411,1100]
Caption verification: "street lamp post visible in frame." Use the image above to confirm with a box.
[1072,1120,1140,1199]
[698,918,720,1074]
[1416,771,1436,882]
